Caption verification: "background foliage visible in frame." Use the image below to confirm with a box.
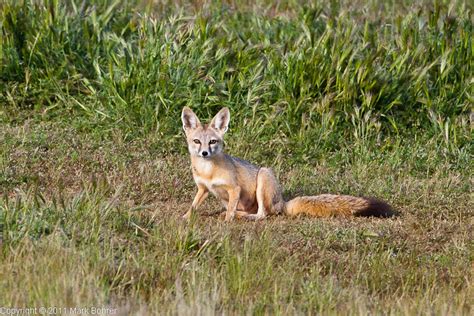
[1,0,472,156]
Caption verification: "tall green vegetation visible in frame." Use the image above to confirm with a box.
[1,0,472,159]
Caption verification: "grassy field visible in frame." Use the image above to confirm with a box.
[1,0,473,314]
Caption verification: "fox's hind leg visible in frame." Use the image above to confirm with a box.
[243,167,284,221]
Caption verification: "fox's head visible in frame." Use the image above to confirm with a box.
[181,107,230,158]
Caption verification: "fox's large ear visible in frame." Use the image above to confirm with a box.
[210,107,230,135]
[182,107,201,132]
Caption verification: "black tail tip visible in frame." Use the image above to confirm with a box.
[355,198,399,218]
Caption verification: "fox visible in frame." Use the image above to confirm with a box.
[181,106,395,221]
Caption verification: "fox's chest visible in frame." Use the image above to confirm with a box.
[192,159,215,175]
[194,175,231,204]
[192,160,228,190]
[194,174,226,187]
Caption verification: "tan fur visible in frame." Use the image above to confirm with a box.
[181,107,393,221]
[285,195,369,217]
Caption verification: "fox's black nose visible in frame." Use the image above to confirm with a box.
[202,151,208,157]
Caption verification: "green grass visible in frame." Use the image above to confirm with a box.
[1,0,473,314]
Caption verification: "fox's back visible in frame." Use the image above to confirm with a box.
[229,155,259,179]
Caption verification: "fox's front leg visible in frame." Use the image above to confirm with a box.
[183,185,209,220]
[224,186,241,222]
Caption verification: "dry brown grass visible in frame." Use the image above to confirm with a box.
[1,121,472,314]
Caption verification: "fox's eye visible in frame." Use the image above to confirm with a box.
[193,139,201,144]
[209,140,218,145]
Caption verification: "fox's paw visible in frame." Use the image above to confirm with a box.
[244,213,266,221]
[182,211,192,221]
[224,211,235,222]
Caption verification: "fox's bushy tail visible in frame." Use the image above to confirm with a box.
[284,194,395,218]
